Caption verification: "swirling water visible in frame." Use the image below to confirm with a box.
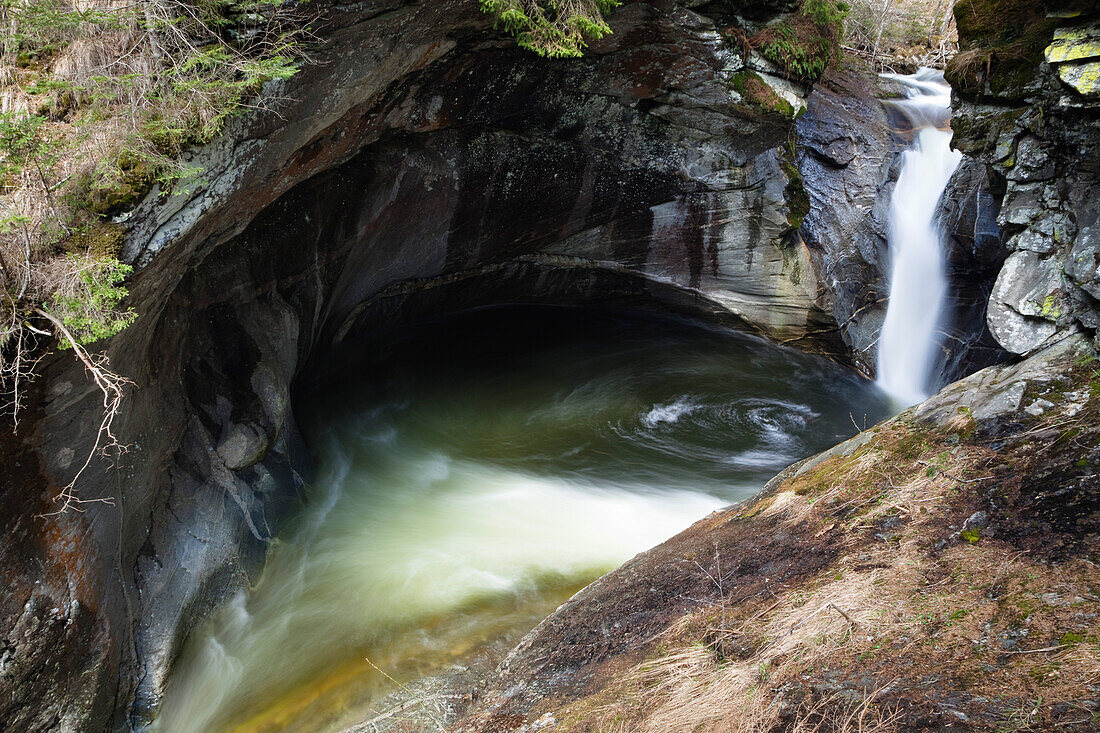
[157,305,892,733]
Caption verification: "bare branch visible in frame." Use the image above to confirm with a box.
[35,307,132,514]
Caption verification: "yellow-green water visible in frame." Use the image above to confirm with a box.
[156,305,891,733]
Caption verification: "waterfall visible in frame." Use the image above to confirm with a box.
[876,68,962,406]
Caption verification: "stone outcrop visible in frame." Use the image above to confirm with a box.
[797,67,1010,383]
[450,331,1100,732]
[948,0,1100,356]
[796,65,896,374]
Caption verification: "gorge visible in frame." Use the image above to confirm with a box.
[1,1,1098,732]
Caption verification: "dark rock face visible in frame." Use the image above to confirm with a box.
[935,157,1012,384]
[949,1,1100,355]
[796,66,896,374]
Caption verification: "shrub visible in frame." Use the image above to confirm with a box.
[479,0,622,57]
[754,0,849,83]
[50,256,137,348]
[0,0,309,508]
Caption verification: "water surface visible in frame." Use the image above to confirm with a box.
[158,305,892,733]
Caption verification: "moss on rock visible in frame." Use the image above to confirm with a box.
[752,0,847,83]
[945,0,1057,101]
[62,222,126,259]
[730,70,797,116]
[780,156,809,229]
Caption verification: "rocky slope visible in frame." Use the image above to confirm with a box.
[436,3,1100,730]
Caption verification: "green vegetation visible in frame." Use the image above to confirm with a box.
[780,157,810,229]
[0,0,305,353]
[729,71,796,116]
[51,257,136,348]
[479,0,621,58]
[0,0,308,507]
[755,0,849,83]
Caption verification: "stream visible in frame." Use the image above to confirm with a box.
[156,304,893,733]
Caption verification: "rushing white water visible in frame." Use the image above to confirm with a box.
[156,306,893,733]
[876,68,963,406]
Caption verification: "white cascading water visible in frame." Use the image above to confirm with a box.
[876,68,963,406]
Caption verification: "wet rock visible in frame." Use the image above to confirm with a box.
[796,65,895,373]
[952,5,1100,354]
[936,158,1012,383]
[1066,225,1100,300]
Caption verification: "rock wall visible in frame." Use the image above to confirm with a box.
[948,0,1100,356]
[797,66,896,375]
[797,65,1010,383]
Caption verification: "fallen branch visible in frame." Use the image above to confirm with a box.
[1001,644,1069,655]
[761,601,860,654]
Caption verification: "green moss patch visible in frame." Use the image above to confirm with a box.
[62,222,126,259]
[780,157,809,229]
[730,71,796,116]
[752,0,848,83]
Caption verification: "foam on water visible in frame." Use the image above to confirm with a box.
[877,68,963,406]
[157,451,721,733]
[641,397,699,427]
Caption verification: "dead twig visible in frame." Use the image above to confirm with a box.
[35,308,132,515]
[363,657,446,733]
